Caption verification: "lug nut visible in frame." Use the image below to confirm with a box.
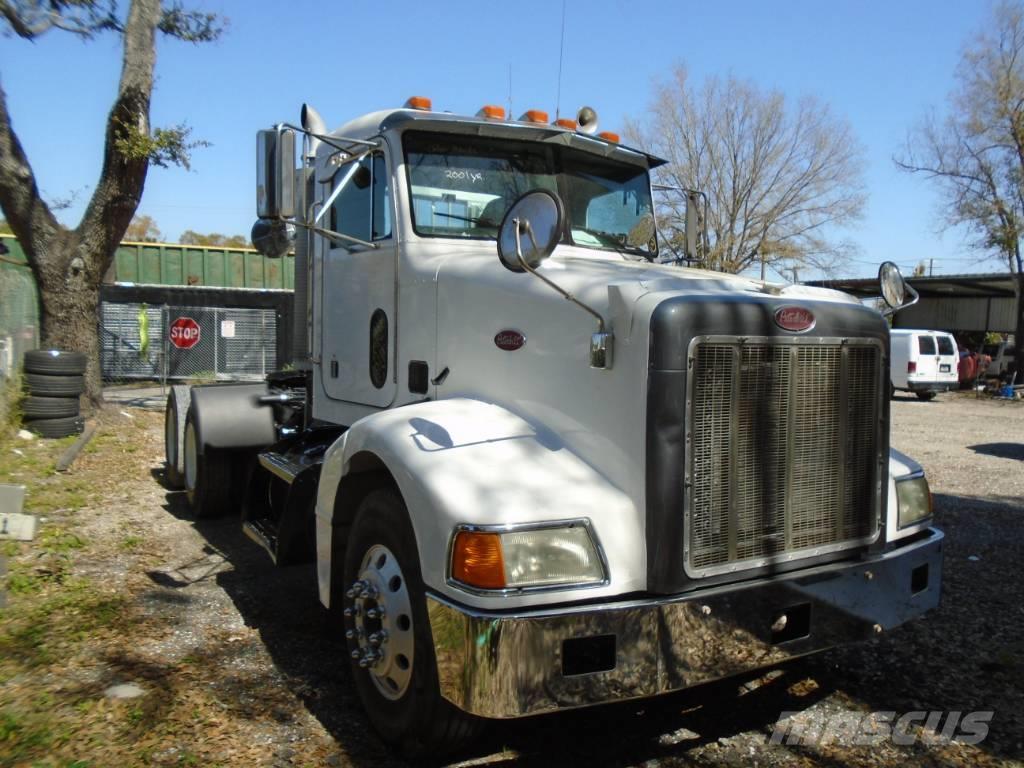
[350,649,361,660]
[345,629,355,640]
[366,607,385,620]
[345,580,367,599]
[369,630,389,647]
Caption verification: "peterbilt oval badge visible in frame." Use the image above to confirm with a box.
[774,306,816,333]
[494,329,526,351]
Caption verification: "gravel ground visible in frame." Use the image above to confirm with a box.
[3,389,1023,767]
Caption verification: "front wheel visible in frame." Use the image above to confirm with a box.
[341,488,480,758]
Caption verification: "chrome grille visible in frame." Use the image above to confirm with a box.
[686,339,880,576]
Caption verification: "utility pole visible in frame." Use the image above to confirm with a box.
[929,258,933,276]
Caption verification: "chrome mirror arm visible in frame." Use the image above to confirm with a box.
[514,219,613,368]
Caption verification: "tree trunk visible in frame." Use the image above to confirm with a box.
[1014,272,1024,386]
[32,231,105,401]
[0,0,161,407]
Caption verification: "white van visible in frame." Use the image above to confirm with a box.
[981,339,1017,380]
[890,329,959,400]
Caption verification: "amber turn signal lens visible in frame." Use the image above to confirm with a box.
[451,531,506,589]
[405,95,433,111]
[554,118,578,130]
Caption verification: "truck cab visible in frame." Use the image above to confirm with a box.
[166,98,943,757]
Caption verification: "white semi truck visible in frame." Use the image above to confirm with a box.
[164,97,943,756]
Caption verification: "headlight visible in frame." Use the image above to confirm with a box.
[450,522,606,592]
[896,475,932,528]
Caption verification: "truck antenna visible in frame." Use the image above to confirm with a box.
[556,0,566,120]
[508,63,513,118]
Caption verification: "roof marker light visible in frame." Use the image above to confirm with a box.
[520,109,549,124]
[598,131,620,143]
[405,96,433,111]
[554,118,577,130]
[478,104,506,120]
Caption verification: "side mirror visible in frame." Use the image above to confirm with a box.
[257,128,296,219]
[878,261,918,314]
[251,218,295,259]
[684,191,700,263]
[497,189,564,272]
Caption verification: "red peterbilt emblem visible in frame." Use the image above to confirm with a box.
[774,306,815,333]
[494,330,526,351]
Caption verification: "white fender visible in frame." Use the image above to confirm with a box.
[315,398,645,610]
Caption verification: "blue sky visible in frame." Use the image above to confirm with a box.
[0,0,996,279]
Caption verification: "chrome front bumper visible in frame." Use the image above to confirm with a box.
[427,528,943,719]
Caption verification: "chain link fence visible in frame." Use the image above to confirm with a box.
[0,236,294,408]
[100,302,279,383]
[0,245,39,382]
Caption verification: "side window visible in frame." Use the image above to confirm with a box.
[918,336,937,355]
[372,153,391,240]
[329,151,391,244]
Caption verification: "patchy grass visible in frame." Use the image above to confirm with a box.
[0,408,145,766]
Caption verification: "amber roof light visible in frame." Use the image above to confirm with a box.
[405,96,433,111]
[520,109,549,124]
[477,104,506,120]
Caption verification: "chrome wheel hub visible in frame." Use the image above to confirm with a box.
[344,544,415,700]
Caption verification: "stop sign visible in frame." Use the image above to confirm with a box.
[169,316,201,349]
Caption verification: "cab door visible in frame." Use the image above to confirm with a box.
[320,151,397,407]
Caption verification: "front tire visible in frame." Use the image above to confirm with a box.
[340,488,480,758]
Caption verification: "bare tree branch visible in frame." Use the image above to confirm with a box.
[627,65,866,275]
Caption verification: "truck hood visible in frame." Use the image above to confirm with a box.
[432,242,861,330]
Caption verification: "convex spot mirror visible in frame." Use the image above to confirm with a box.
[879,261,908,309]
[251,218,295,259]
[497,189,565,272]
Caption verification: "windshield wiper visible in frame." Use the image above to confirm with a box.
[574,227,651,261]
[432,211,500,227]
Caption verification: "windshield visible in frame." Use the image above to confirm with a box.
[403,131,656,258]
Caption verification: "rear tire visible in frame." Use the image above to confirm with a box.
[183,408,233,518]
[164,386,190,489]
[915,391,936,401]
[340,488,482,759]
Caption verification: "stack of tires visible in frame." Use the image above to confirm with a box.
[21,349,86,438]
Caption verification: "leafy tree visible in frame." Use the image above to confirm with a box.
[896,1,1024,381]
[0,0,222,402]
[179,230,250,248]
[626,65,866,278]
[124,214,163,242]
